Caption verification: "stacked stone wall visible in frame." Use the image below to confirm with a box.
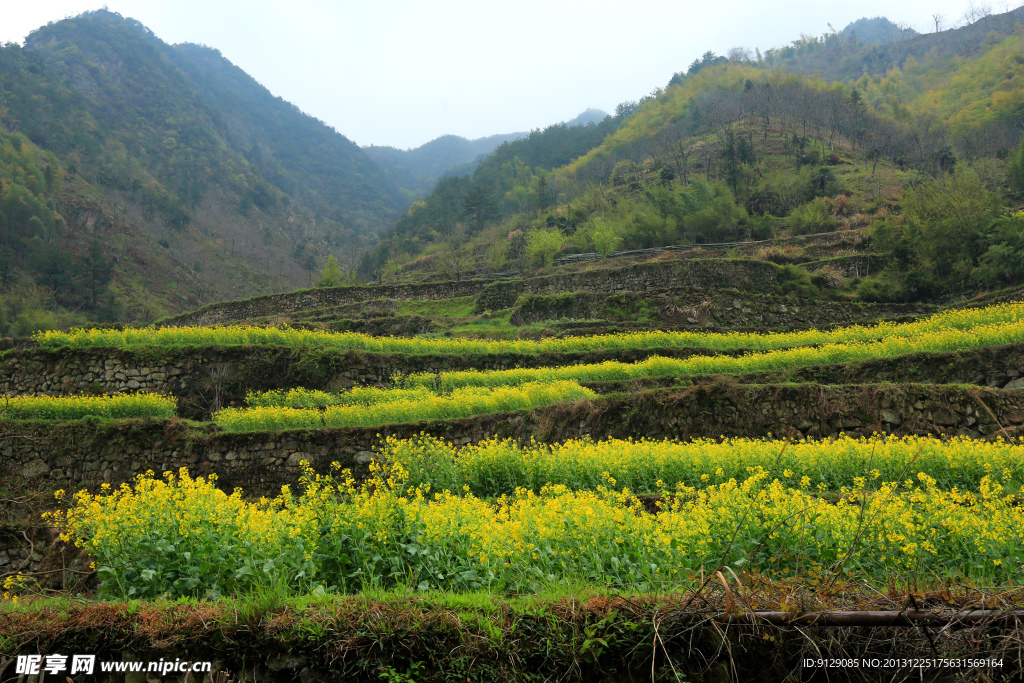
[513,289,931,327]
[476,259,781,312]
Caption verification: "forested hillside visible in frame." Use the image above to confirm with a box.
[365,132,528,200]
[363,110,609,201]
[0,9,405,332]
[358,109,629,279]
[361,7,1024,304]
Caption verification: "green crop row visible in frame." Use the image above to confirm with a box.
[32,302,1024,355]
[406,319,1024,390]
[245,386,436,408]
[214,381,595,432]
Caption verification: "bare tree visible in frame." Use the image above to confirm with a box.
[748,80,775,144]
[962,0,991,26]
[727,46,752,63]
[440,222,472,281]
[932,12,945,32]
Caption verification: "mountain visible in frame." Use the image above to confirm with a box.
[0,9,404,330]
[358,110,626,279]
[364,110,611,201]
[764,6,1024,81]
[840,17,919,45]
[364,132,527,199]
[564,108,609,126]
[360,7,1024,303]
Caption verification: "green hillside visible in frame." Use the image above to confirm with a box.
[0,9,405,332]
[364,132,527,199]
[360,8,1024,305]
[358,110,630,279]
[363,110,609,201]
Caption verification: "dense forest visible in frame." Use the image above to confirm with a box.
[357,5,1024,303]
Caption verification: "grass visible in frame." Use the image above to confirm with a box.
[396,296,477,318]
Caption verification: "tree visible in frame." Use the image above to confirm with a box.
[536,175,551,212]
[1009,136,1024,194]
[977,211,1024,283]
[440,222,472,281]
[892,168,1001,291]
[84,239,113,308]
[463,183,499,230]
[591,219,621,257]
[525,229,567,268]
[316,255,345,287]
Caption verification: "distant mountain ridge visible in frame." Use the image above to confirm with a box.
[772,6,1024,80]
[563,108,609,127]
[364,132,527,199]
[841,17,919,45]
[364,109,609,199]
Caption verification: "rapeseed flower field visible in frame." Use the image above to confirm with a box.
[380,434,1024,495]
[405,318,1024,390]
[50,453,1024,599]
[0,392,176,420]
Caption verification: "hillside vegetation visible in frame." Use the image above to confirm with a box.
[357,7,1024,310]
[0,9,407,331]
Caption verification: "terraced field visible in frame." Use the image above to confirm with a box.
[3,273,1024,681]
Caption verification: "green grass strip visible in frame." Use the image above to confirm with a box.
[245,386,436,408]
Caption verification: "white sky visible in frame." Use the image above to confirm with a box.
[1,0,1012,149]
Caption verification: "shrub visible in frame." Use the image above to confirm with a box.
[788,198,836,235]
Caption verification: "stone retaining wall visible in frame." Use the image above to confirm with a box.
[513,289,932,327]
[3,383,1022,500]
[0,346,724,420]
[476,259,782,312]
[162,280,487,327]
[159,259,784,327]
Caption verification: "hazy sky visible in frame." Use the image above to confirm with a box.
[1,1,1012,149]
